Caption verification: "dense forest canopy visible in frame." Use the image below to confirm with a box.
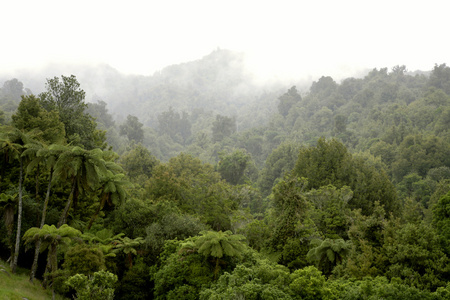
[1,52,450,299]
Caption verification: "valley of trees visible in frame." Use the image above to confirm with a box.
[1,53,450,299]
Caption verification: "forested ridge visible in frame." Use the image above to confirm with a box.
[1,53,450,299]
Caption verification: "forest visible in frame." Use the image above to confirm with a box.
[1,51,450,299]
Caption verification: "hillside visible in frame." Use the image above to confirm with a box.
[1,58,450,300]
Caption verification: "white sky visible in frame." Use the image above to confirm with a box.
[1,0,449,81]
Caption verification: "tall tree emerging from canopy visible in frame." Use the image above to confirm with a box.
[40,75,105,149]
[293,138,399,215]
[12,94,66,144]
[277,86,302,117]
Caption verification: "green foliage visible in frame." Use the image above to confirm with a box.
[0,109,5,125]
[289,266,331,300]
[195,230,246,259]
[104,197,154,238]
[119,114,144,143]
[39,75,105,149]
[113,236,144,268]
[63,244,105,276]
[382,221,450,290]
[428,63,450,95]
[145,153,238,230]
[87,168,130,229]
[212,114,236,142]
[65,270,117,300]
[331,276,434,300]
[199,253,292,300]
[392,134,450,183]
[237,219,271,251]
[23,223,81,292]
[269,176,308,249]
[293,138,399,215]
[258,141,300,196]
[81,228,124,259]
[157,107,192,144]
[4,59,450,299]
[119,143,159,184]
[307,185,353,239]
[278,238,310,271]
[307,238,352,276]
[114,257,152,300]
[86,100,115,129]
[152,240,213,300]
[278,86,302,117]
[12,94,66,144]
[432,191,450,254]
[217,149,252,185]
[145,212,207,256]
[0,191,17,236]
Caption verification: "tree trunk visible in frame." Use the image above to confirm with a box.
[11,158,23,273]
[42,252,52,288]
[35,164,40,226]
[86,194,107,230]
[50,244,57,300]
[30,169,53,283]
[58,178,76,227]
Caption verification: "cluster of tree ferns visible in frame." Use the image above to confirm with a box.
[1,63,450,299]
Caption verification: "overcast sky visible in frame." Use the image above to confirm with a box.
[1,0,449,81]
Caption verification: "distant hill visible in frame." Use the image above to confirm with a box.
[2,49,296,129]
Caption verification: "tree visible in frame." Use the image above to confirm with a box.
[0,126,39,273]
[293,138,399,215]
[40,75,105,149]
[53,146,107,227]
[212,114,236,142]
[432,191,450,254]
[0,191,17,259]
[382,221,449,290]
[184,230,246,279]
[23,224,81,298]
[333,114,347,134]
[24,143,67,282]
[307,185,353,239]
[86,100,115,129]
[65,270,118,300]
[157,107,192,144]
[278,86,302,117]
[0,109,5,125]
[307,238,352,276]
[258,141,300,196]
[217,149,252,185]
[428,63,450,95]
[2,78,24,100]
[87,169,129,230]
[269,176,309,249]
[200,251,292,299]
[289,266,331,300]
[119,143,159,184]
[119,114,144,143]
[113,236,144,269]
[12,94,66,144]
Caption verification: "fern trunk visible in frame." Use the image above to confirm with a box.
[58,178,76,227]
[30,169,53,282]
[87,193,107,230]
[11,157,23,273]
